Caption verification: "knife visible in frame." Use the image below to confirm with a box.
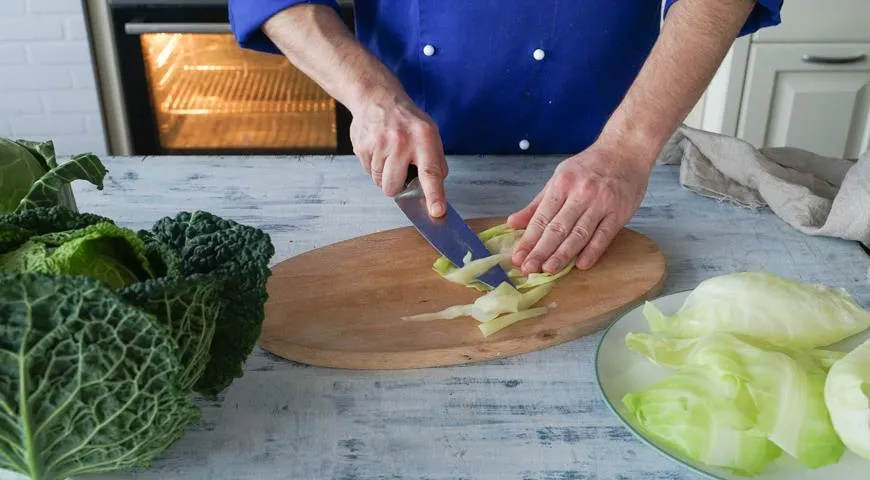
[394,164,514,289]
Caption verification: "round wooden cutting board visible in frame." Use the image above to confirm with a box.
[259,217,667,369]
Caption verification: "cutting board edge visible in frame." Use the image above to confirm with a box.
[257,264,667,370]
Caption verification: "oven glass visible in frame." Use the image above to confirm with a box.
[139,33,337,152]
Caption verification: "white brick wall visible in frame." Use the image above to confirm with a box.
[0,0,108,156]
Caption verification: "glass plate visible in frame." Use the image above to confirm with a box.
[594,290,870,479]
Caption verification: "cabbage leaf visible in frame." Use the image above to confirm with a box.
[0,138,106,214]
[0,206,274,398]
[0,221,154,289]
[0,272,200,480]
[432,223,574,292]
[623,365,782,476]
[824,337,870,461]
[642,271,870,349]
[626,331,845,469]
[406,223,576,337]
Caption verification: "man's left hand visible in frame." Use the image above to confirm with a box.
[506,141,654,274]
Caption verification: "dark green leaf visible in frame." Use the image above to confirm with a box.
[16,153,107,212]
[0,272,199,480]
[149,211,275,398]
[119,273,222,391]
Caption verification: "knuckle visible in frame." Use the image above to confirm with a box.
[530,214,550,231]
[553,172,576,191]
[389,128,407,147]
[546,221,569,237]
[569,224,591,242]
[419,164,444,180]
[576,176,596,192]
[413,120,437,137]
[353,143,370,159]
[373,131,391,150]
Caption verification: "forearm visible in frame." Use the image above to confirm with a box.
[597,0,757,163]
[262,4,407,112]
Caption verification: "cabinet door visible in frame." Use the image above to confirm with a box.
[738,44,870,159]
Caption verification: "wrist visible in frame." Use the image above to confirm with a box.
[343,78,407,115]
[595,113,673,169]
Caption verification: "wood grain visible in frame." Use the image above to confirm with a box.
[260,216,667,369]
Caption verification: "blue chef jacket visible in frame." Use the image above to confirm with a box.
[229,0,782,155]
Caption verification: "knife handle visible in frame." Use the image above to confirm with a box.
[403,164,419,189]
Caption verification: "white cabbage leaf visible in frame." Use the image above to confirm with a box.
[405,223,574,337]
[626,331,846,469]
[623,365,782,476]
[642,271,870,349]
[824,336,870,461]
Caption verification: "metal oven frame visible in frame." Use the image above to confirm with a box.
[84,0,354,156]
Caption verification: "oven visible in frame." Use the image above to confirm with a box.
[85,0,355,156]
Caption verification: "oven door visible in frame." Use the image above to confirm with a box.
[109,2,353,155]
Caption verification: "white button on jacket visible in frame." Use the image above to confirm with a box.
[422,44,435,56]
[533,48,545,60]
[519,139,530,150]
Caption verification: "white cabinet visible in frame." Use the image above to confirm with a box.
[692,0,870,158]
[738,44,870,159]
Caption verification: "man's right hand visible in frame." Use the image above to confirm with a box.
[350,91,447,217]
[262,4,448,218]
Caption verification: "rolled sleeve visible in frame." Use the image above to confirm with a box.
[228,0,342,54]
[663,0,783,37]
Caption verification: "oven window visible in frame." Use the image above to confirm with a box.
[139,33,337,152]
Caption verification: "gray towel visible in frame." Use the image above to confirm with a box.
[656,125,870,246]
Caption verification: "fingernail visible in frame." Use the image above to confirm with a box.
[543,260,558,272]
[523,260,540,274]
[513,249,527,264]
[429,201,445,217]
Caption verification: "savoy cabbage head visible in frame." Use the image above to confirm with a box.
[0,204,275,479]
[0,206,275,397]
[0,271,201,480]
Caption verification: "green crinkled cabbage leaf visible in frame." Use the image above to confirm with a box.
[642,271,870,349]
[118,273,222,391]
[0,138,106,214]
[623,365,782,476]
[0,221,154,289]
[626,331,846,469]
[148,210,275,398]
[0,271,200,480]
[0,205,274,399]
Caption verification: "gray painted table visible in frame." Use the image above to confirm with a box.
[48,155,870,479]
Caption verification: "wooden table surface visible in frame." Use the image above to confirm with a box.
[38,154,870,480]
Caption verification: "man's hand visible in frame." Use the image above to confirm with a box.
[508,0,758,273]
[507,142,652,274]
[350,91,447,217]
[262,4,447,217]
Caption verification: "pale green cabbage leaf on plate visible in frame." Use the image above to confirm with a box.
[824,336,870,461]
[642,271,870,349]
[626,331,846,470]
[623,364,783,476]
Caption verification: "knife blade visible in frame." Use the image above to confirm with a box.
[394,164,514,289]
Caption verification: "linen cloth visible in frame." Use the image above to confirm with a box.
[656,125,869,246]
